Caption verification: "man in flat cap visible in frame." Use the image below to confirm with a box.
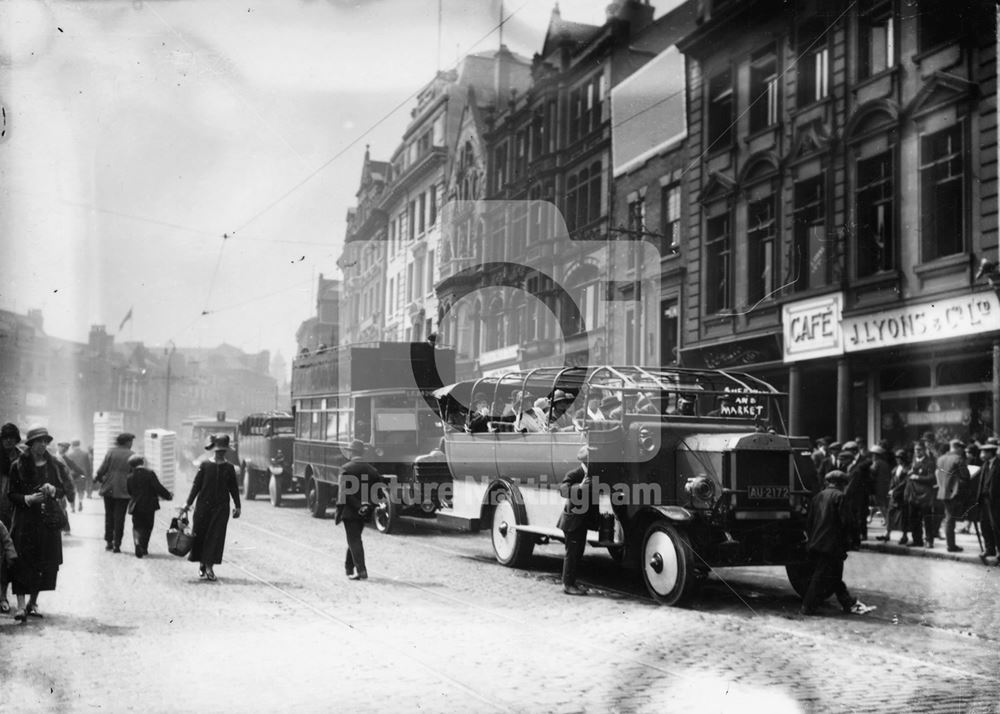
[975,440,1000,564]
[801,469,875,617]
[839,441,871,547]
[935,439,971,553]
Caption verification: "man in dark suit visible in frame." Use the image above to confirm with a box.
[801,469,875,617]
[936,439,971,553]
[95,433,136,553]
[126,455,173,558]
[557,444,598,596]
[334,440,383,581]
[976,440,1000,565]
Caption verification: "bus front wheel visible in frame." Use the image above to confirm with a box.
[243,466,256,501]
[268,474,284,507]
[641,522,695,606]
[372,483,397,535]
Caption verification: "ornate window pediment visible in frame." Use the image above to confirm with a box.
[845,99,899,143]
[903,72,977,120]
[737,151,781,187]
[789,118,837,160]
[699,171,736,206]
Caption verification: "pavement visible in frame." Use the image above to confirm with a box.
[860,518,1000,566]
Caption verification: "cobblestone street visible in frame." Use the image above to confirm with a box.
[2,497,997,713]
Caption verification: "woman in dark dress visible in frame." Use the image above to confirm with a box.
[7,426,66,623]
[182,434,240,581]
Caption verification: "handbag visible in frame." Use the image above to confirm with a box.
[39,495,66,531]
[166,513,194,557]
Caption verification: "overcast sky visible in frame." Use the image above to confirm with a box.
[0,0,670,364]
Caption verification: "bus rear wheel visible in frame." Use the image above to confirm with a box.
[491,490,533,567]
[306,480,329,519]
[268,474,284,507]
[641,522,695,606]
[372,483,397,534]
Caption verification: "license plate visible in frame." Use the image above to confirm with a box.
[748,486,789,500]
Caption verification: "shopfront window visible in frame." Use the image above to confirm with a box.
[880,356,992,449]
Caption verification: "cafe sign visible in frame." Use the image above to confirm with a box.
[843,292,1000,352]
[782,293,843,363]
[783,291,1000,362]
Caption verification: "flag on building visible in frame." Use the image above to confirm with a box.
[118,306,133,331]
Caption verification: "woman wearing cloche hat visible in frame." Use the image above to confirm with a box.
[181,434,241,581]
[6,426,69,623]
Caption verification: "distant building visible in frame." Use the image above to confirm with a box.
[296,274,340,351]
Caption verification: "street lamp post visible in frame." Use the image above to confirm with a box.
[164,342,176,429]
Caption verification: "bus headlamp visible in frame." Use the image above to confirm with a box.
[638,427,656,453]
[685,476,716,502]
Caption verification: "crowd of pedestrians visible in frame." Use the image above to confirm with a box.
[0,418,251,626]
[810,431,1000,564]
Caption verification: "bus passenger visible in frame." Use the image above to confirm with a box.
[548,390,576,431]
[516,398,549,433]
[595,393,622,422]
[468,393,492,433]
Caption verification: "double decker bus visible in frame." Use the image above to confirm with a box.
[290,342,455,529]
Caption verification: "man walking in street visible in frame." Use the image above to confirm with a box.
[976,440,1000,565]
[557,444,599,596]
[800,469,875,617]
[95,433,136,553]
[67,439,92,501]
[334,440,383,581]
[936,439,971,553]
[56,441,85,513]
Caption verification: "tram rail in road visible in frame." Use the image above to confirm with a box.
[234,515,995,690]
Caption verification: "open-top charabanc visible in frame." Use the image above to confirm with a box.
[430,365,821,606]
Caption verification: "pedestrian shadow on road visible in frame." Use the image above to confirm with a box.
[0,614,137,637]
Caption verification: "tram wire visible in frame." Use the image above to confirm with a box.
[234,514,995,685]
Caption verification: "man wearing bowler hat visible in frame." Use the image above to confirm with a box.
[334,440,384,581]
[557,444,600,596]
[936,438,971,553]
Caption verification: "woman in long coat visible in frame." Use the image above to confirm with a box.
[182,434,240,581]
[7,426,67,623]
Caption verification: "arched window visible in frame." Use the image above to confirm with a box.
[484,297,504,352]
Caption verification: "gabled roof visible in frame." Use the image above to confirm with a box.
[540,5,601,59]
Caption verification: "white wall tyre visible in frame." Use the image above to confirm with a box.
[491,490,533,567]
[641,522,695,606]
[243,466,256,501]
[268,474,283,507]
[372,482,398,534]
